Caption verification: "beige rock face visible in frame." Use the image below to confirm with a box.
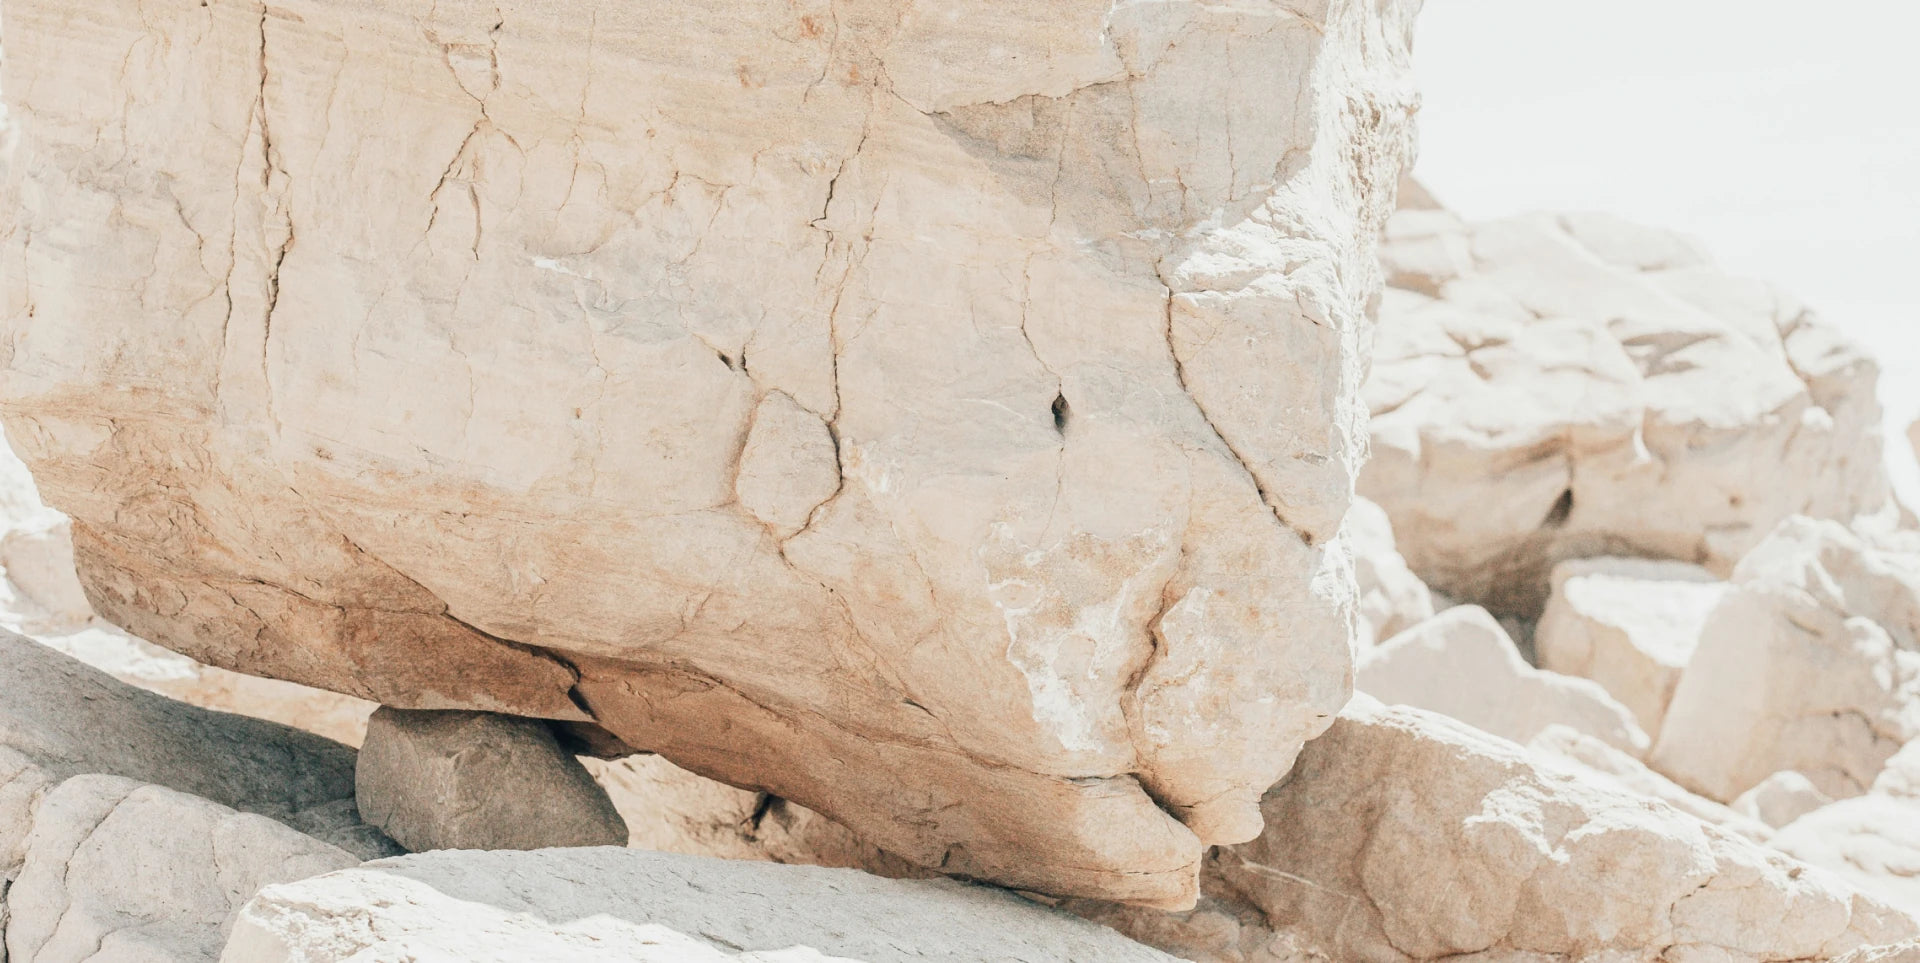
[1364,209,1895,618]
[356,708,627,852]
[221,849,1183,963]
[1079,699,1919,963]
[6,775,358,963]
[1536,557,1726,738]
[1347,495,1436,648]
[1,0,1420,904]
[1735,771,1837,830]
[1774,795,1920,920]
[1358,605,1651,756]
[1527,726,1772,842]
[1651,517,1920,802]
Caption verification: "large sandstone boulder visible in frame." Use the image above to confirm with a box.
[1364,209,1896,617]
[1651,517,1920,802]
[1536,557,1726,738]
[0,0,1420,904]
[356,707,627,852]
[220,849,1182,963]
[6,775,358,963]
[1076,698,1919,963]
[1357,605,1650,756]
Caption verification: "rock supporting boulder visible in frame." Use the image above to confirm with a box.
[1364,209,1895,618]
[220,848,1182,962]
[356,708,627,853]
[1,0,1422,904]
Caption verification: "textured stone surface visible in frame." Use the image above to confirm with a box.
[1651,517,1920,802]
[6,775,357,963]
[1363,208,1896,618]
[1347,495,1435,648]
[357,708,626,852]
[1358,605,1650,756]
[1,0,1421,904]
[1528,725,1771,842]
[1735,771,1836,829]
[1077,698,1918,963]
[1774,794,1920,921]
[1840,940,1920,963]
[1537,557,1725,738]
[221,848,1182,963]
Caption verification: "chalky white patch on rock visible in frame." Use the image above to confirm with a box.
[1537,557,1726,738]
[0,0,1422,903]
[1735,771,1838,830]
[1774,795,1920,922]
[1652,517,1920,802]
[1358,605,1651,756]
[219,848,1183,963]
[1363,209,1897,618]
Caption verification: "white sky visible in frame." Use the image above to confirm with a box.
[1410,0,1920,500]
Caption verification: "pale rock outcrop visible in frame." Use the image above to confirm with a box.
[1841,940,1920,963]
[6,775,357,963]
[588,754,924,880]
[357,708,627,853]
[1358,605,1651,756]
[1652,517,1920,802]
[1364,209,1896,618]
[1347,495,1436,648]
[1774,795,1920,922]
[1877,741,1920,800]
[1077,698,1919,963]
[1,0,1422,904]
[1536,557,1726,738]
[1528,725,1771,842]
[1735,771,1836,829]
[220,849,1182,963]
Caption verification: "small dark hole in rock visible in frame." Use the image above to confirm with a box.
[1541,488,1574,529]
[1051,393,1070,434]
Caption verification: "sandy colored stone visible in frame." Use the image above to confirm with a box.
[6,775,357,963]
[1,0,1422,904]
[220,848,1183,963]
[1358,605,1651,756]
[1651,517,1920,802]
[1076,698,1918,963]
[1877,741,1920,800]
[1774,795,1920,922]
[1528,725,1771,842]
[1734,771,1836,830]
[357,708,626,853]
[1363,210,1896,619]
[1536,557,1725,738]
[1347,496,1436,648]
[1839,941,1920,963]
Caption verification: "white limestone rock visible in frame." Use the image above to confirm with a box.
[1537,557,1727,738]
[1,0,1422,904]
[1074,698,1918,963]
[1358,605,1651,756]
[1528,725,1772,842]
[356,707,627,852]
[1735,771,1837,829]
[219,848,1182,963]
[1774,795,1920,922]
[1877,741,1920,800]
[1363,210,1896,618]
[1840,940,1920,963]
[6,775,357,963]
[1347,495,1436,648]
[1651,517,1920,802]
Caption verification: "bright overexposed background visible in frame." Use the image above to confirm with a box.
[1411,1,1920,503]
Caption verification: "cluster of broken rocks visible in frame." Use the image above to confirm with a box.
[4,193,1919,961]
[4,0,1920,960]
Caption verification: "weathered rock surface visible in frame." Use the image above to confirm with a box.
[356,708,627,852]
[1773,795,1920,921]
[7,775,357,963]
[1652,517,1920,802]
[1358,605,1651,756]
[1364,208,1896,618]
[1735,771,1836,829]
[221,848,1181,962]
[1537,557,1725,738]
[1,0,1422,903]
[1348,495,1436,648]
[1840,940,1920,963]
[1528,725,1772,842]
[1078,698,1919,963]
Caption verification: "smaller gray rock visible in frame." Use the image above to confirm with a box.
[357,708,628,852]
